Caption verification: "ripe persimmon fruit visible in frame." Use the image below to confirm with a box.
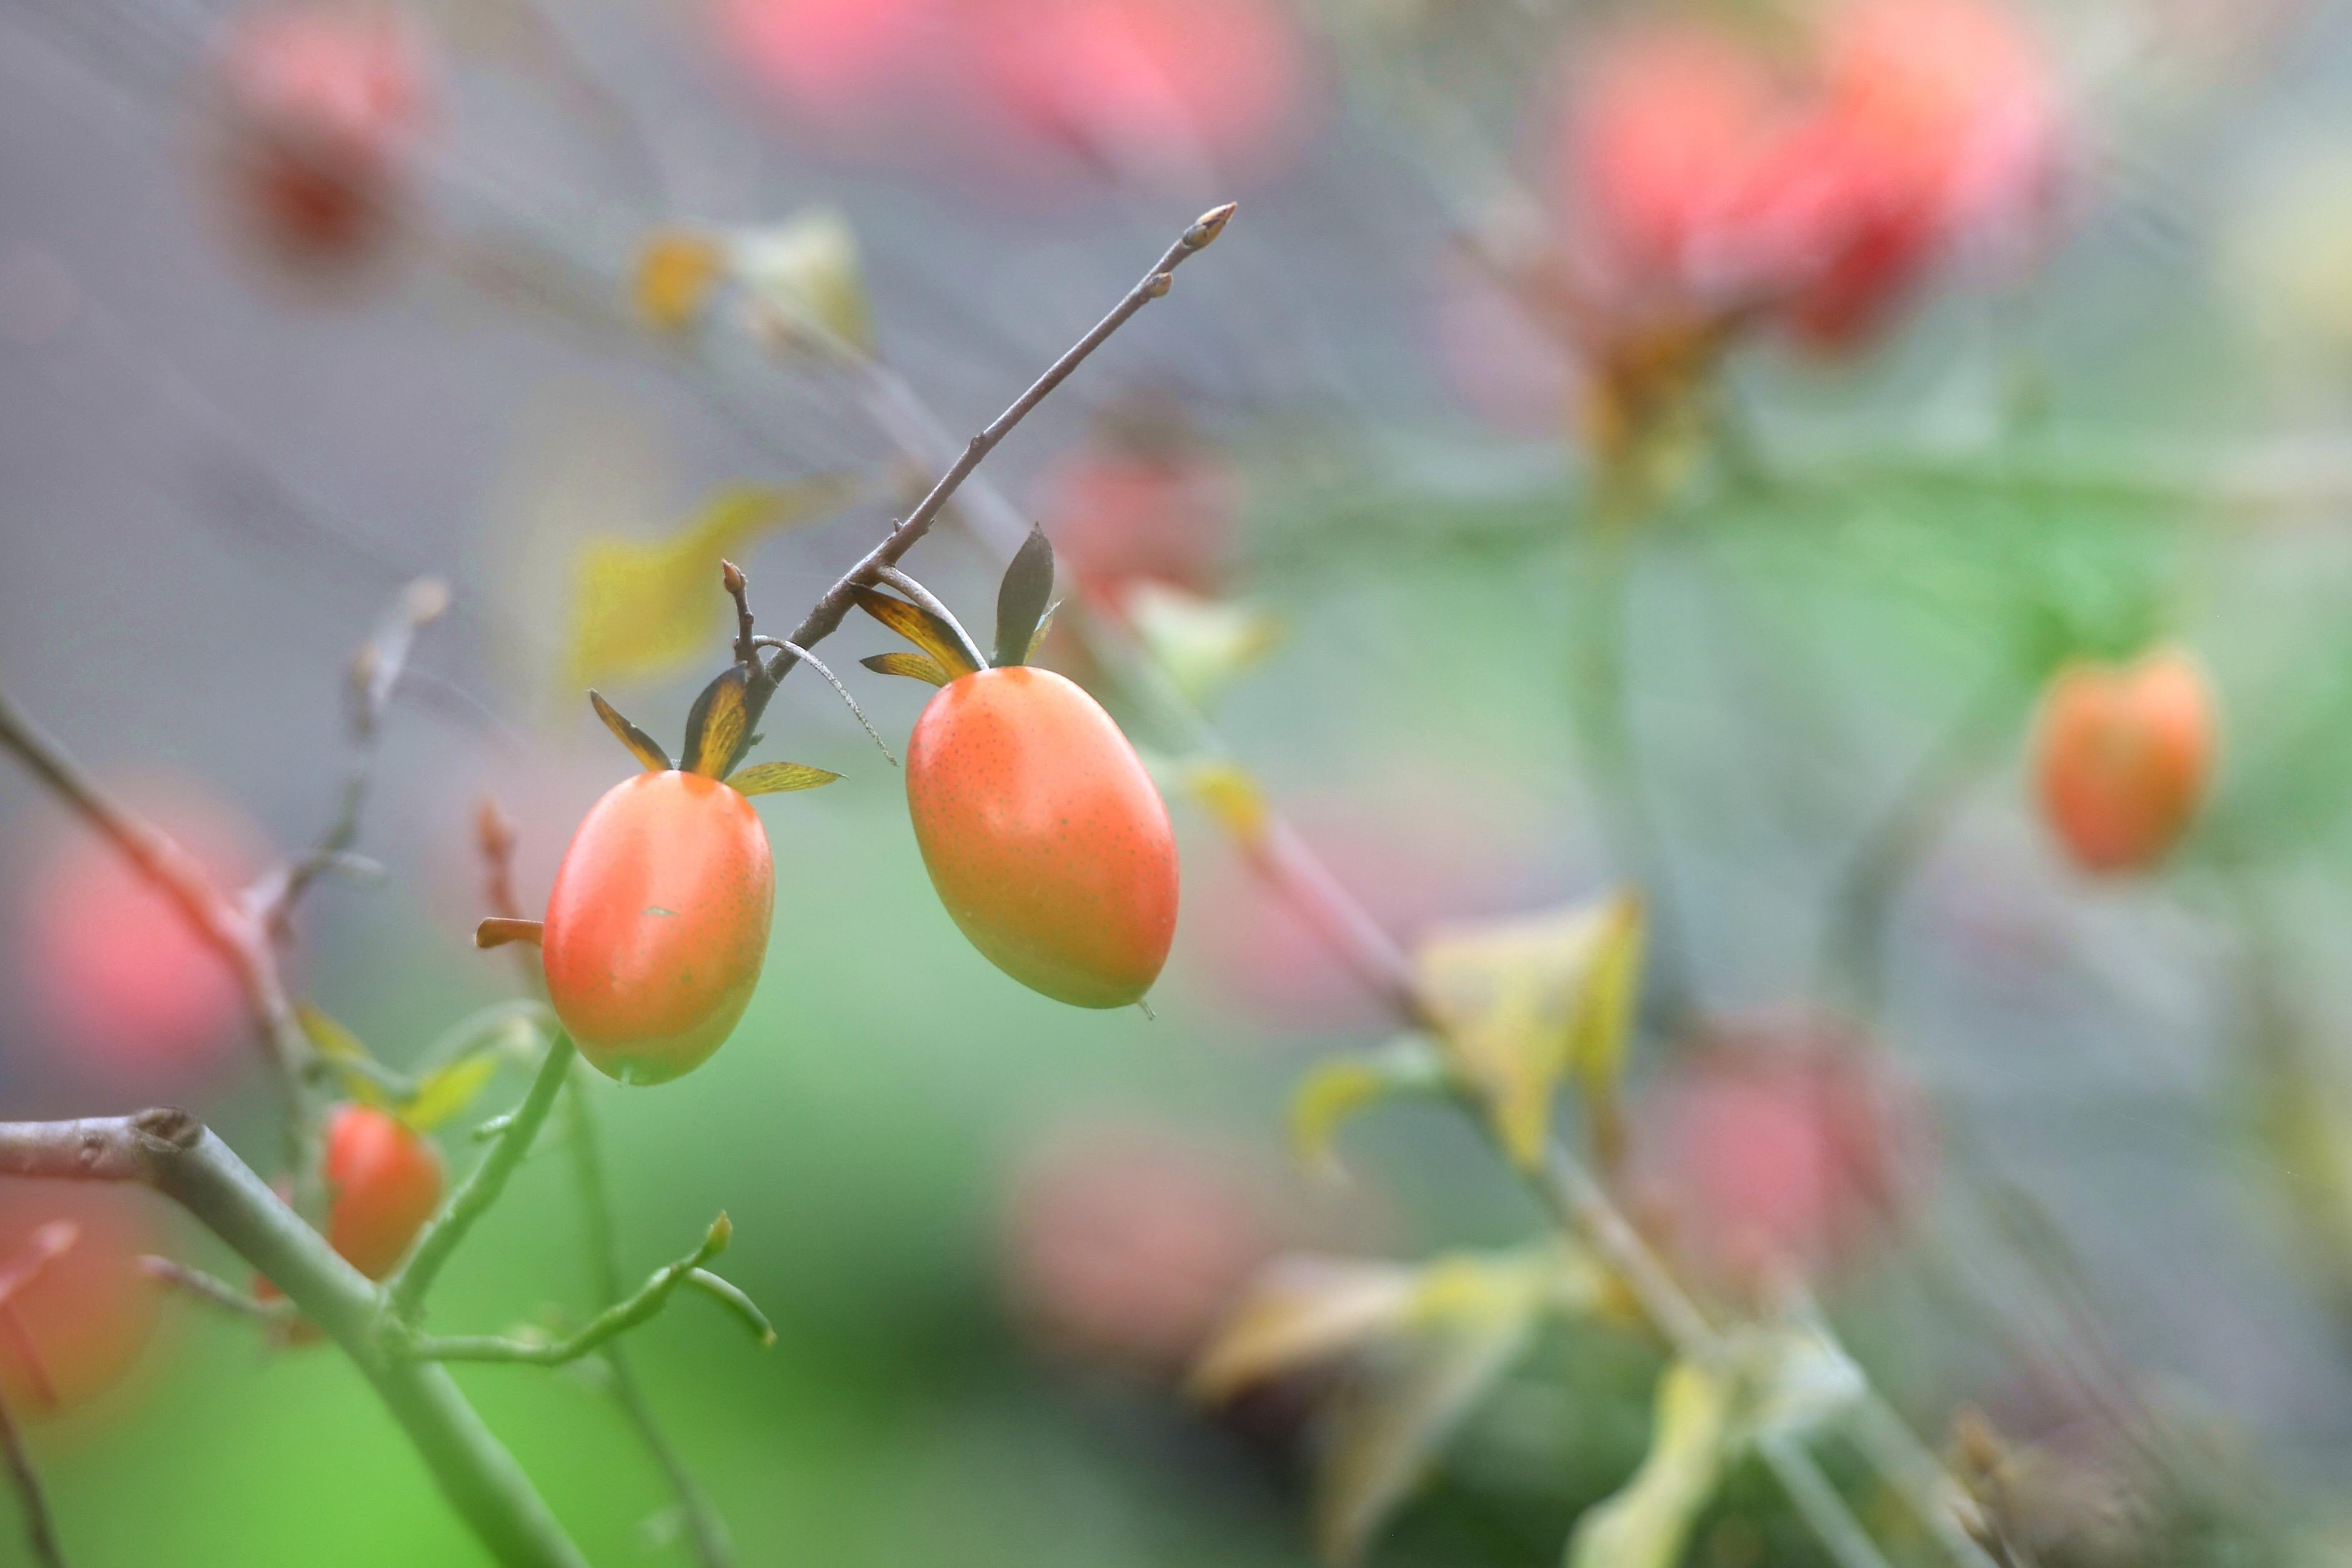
[861,528,1179,1008]
[323,1103,443,1279]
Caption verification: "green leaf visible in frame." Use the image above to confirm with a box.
[402,1052,502,1134]
[1567,1361,1732,1568]
[590,690,672,773]
[993,525,1057,668]
[297,1003,390,1108]
[725,761,841,795]
[1289,1038,1447,1183]
[851,587,983,679]
[1126,583,1285,709]
[860,651,952,687]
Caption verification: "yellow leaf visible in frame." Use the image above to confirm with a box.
[633,229,725,333]
[402,1052,501,1133]
[568,479,853,689]
[1289,1040,1446,1184]
[1189,1257,1419,1404]
[860,651,951,687]
[1411,895,1644,1170]
[1126,583,1284,709]
[734,208,875,360]
[851,588,983,678]
[1315,1253,1552,1566]
[1567,1361,1732,1568]
[589,690,671,773]
[726,761,841,795]
[297,1003,389,1108]
[1185,759,1271,853]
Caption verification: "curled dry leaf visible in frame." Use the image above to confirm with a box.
[1411,892,1647,1169]
[1288,1036,1448,1184]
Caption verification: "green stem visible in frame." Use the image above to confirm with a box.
[410,1216,733,1366]
[388,1033,577,1324]
[0,1114,587,1568]
[565,1071,736,1568]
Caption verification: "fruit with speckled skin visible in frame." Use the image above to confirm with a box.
[543,771,775,1083]
[2034,646,2215,875]
[324,1103,442,1279]
[906,667,1176,1008]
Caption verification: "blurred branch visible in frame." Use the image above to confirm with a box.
[1818,668,2025,1011]
[0,1113,587,1568]
[139,1256,290,1322]
[253,577,449,931]
[0,1384,62,1568]
[0,683,312,1173]
[406,1215,752,1366]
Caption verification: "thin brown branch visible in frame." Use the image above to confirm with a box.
[757,202,1233,688]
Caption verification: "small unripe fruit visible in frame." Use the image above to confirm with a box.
[324,1103,443,1279]
[2034,646,2216,875]
[543,771,775,1083]
[906,667,1177,1008]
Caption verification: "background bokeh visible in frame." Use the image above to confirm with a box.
[5,0,2352,1564]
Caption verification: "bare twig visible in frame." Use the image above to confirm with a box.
[257,577,449,930]
[755,203,1234,690]
[140,1256,290,1322]
[407,1214,748,1366]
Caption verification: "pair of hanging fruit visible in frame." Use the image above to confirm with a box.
[860,527,1179,1010]
[502,537,1176,1087]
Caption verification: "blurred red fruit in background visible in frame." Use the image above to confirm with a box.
[1638,1013,1930,1298]
[1001,1119,1272,1377]
[214,3,428,269]
[1552,0,2060,349]
[2034,646,2216,875]
[323,1103,443,1280]
[0,1188,160,1417]
[717,0,942,128]
[1035,395,1241,610]
[19,786,261,1094]
[975,0,1309,187]
[1780,0,2062,348]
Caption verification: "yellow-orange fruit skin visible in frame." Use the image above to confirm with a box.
[543,771,774,1084]
[906,667,1178,1008]
[2034,646,2216,874]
